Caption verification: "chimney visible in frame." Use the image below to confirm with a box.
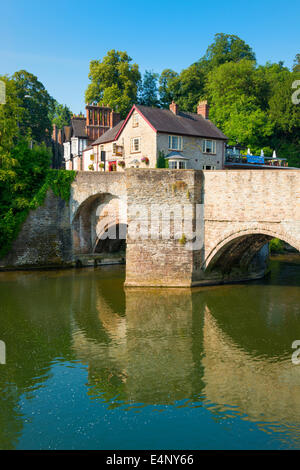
[52,124,57,141]
[169,101,179,115]
[58,129,62,145]
[197,100,209,119]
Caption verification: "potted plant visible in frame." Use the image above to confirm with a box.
[141,156,149,165]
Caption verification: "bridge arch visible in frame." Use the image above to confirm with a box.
[204,227,300,274]
[72,192,127,255]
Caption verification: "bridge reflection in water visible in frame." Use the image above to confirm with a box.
[0,258,300,449]
[70,262,300,443]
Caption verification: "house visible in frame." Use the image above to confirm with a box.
[63,104,121,170]
[81,100,227,172]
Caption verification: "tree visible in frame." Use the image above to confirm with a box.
[49,101,72,128]
[159,64,206,111]
[200,33,256,71]
[13,70,55,144]
[293,54,300,73]
[159,69,178,108]
[206,60,274,148]
[138,70,159,107]
[0,75,24,164]
[85,50,141,118]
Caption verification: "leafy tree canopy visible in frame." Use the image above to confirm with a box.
[200,33,256,70]
[0,75,24,162]
[293,54,300,72]
[138,70,160,107]
[85,50,141,118]
[49,101,72,128]
[13,70,55,144]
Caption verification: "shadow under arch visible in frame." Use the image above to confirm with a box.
[72,192,125,255]
[204,228,300,276]
[94,223,127,254]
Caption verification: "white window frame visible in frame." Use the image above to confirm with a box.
[168,135,183,151]
[168,160,186,169]
[202,139,216,154]
[132,113,139,128]
[131,137,141,153]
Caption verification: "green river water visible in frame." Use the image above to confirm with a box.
[0,254,300,450]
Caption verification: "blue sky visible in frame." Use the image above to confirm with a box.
[1,0,299,113]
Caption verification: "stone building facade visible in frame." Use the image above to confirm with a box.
[63,104,121,170]
[81,101,227,172]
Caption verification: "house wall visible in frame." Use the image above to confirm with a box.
[73,156,82,171]
[83,111,226,172]
[82,147,96,171]
[157,133,225,169]
[117,111,157,168]
[93,111,158,171]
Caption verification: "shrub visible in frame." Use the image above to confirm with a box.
[269,238,284,254]
[0,140,76,259]
[179,234,187,245]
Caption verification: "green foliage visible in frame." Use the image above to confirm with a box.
[179,234,187,245]
[49,101,72,128]
[201,33,256,70]
[269,238,284,254]
[293,54,300,73]
[85,50,141,118]
[138,70,160,107]
[159,69,179,108]
[0,75,24,161]
[13,70,55,144]
[0,139,76,258]
[156,151,168,168]
[159,64,206,111]
[155,35,299,167]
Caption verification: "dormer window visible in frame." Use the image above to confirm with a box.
[132,113,139,128]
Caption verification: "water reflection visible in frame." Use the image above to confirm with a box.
[0,256,300,449]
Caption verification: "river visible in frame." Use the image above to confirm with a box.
[0,254,300,450]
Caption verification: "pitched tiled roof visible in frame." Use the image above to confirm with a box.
[134,105,227,140]
[71,118,87,138]
[92,120,124,145]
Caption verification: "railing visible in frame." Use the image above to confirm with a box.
[225,154,288,167]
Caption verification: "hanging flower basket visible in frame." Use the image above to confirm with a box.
[141,156,149,165]
[88,164,94,171]
[118,160,125,168]
[99,162,105,170]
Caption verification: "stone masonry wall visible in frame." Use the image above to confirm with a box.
[203,170,300,268]
[125,169,203,287]
[0,190,72,269]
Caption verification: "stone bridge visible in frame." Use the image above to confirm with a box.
[70,169,300,287]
